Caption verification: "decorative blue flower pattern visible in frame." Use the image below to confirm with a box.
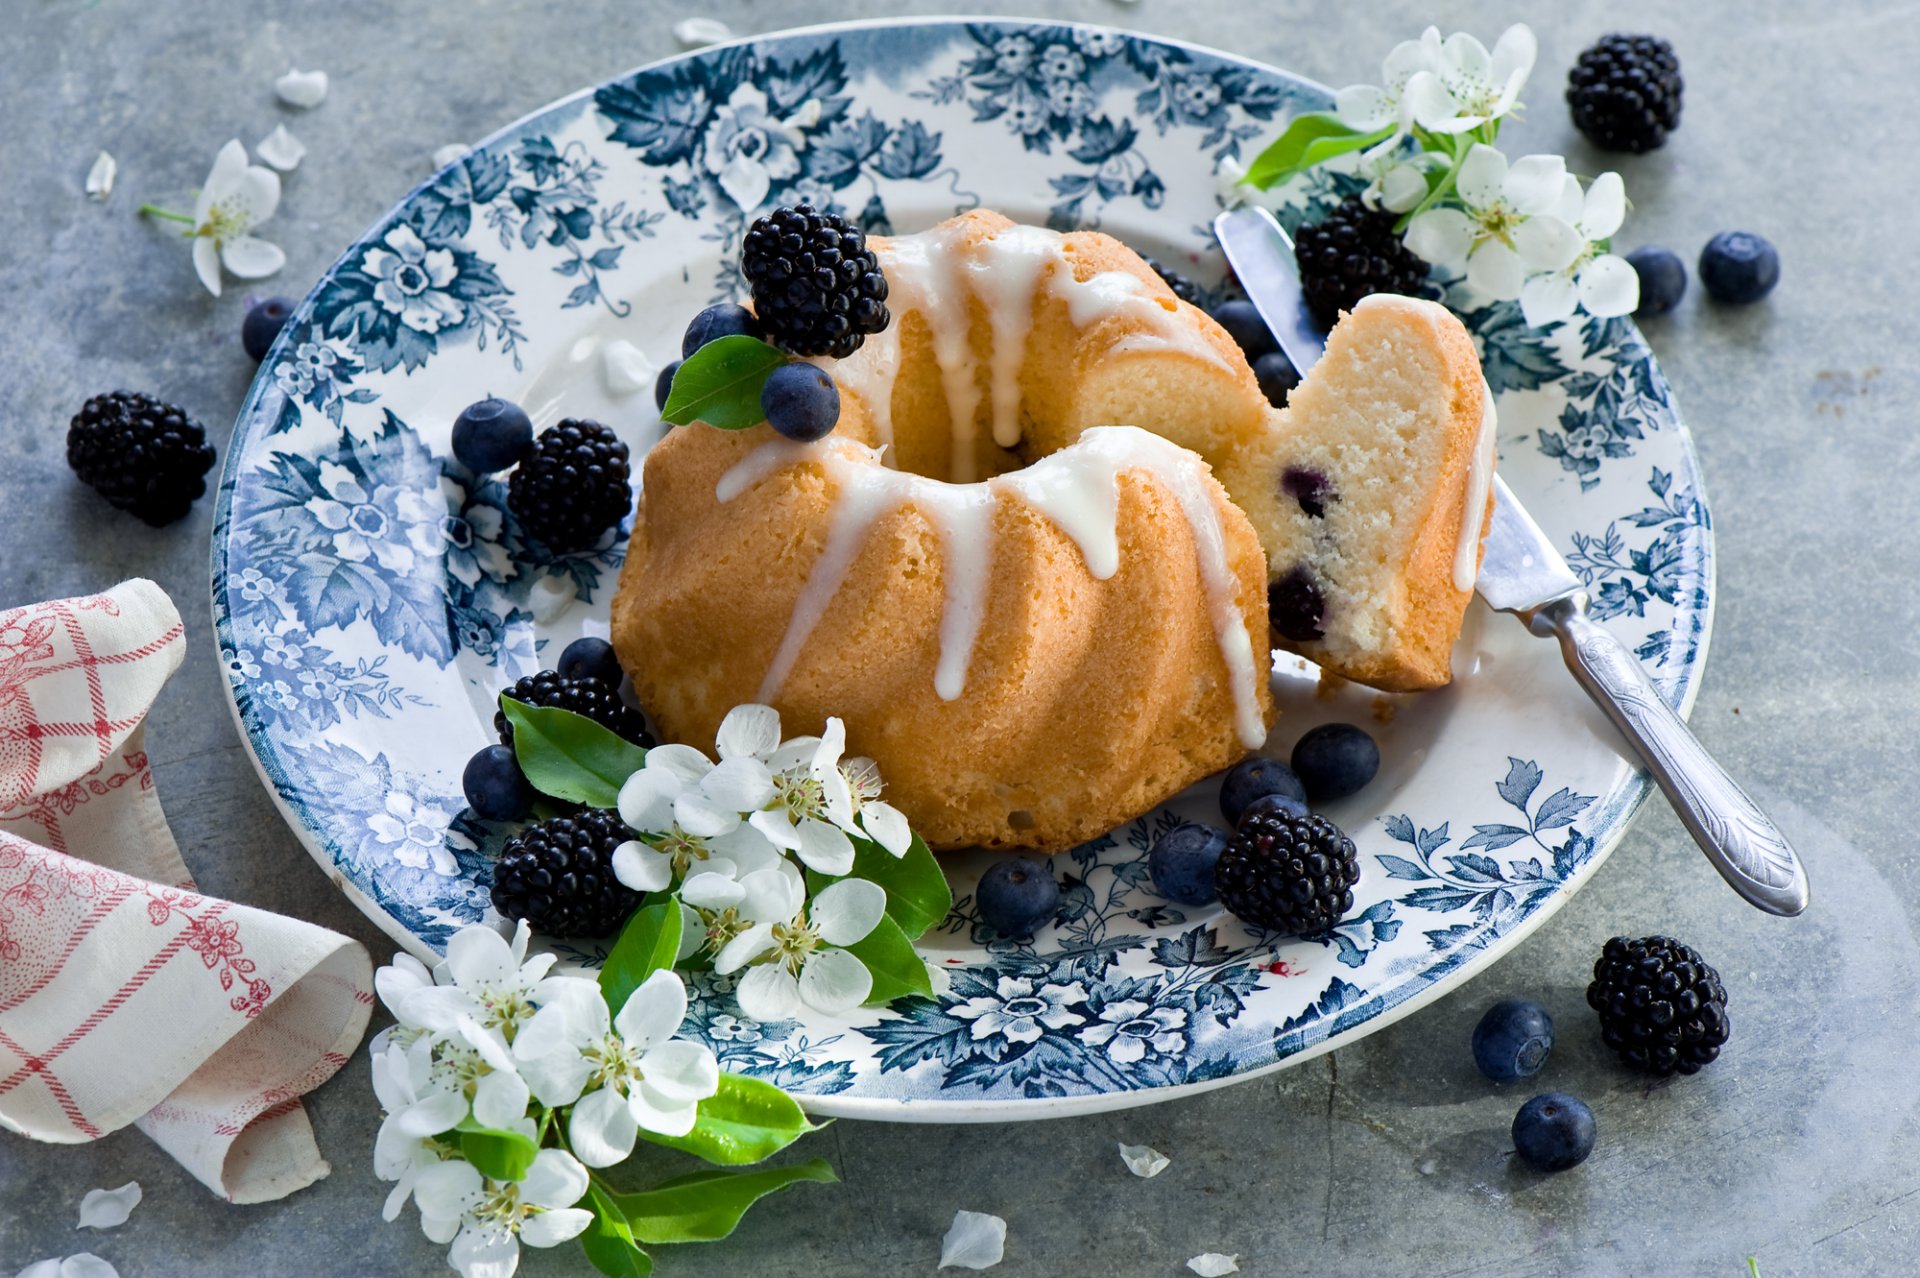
[212,20,1714,1115]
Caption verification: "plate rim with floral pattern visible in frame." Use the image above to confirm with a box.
[211,16,1715,1121]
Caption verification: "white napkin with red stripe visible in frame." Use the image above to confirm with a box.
[0,579,372,1203]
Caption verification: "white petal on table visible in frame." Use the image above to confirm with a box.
[60,1259,121,1278]
[939,1210,1007,1270]
[673,17,734,47]
[1118,1142,1170,1178]
[601,340,657,396]
[274,67,329,108]
[528,573,575,623]
[1187,1254,1240,1276]
[432,143,472,170]
[75,1182,142,1230]
[256,124,306,173]
[85,151,116,202]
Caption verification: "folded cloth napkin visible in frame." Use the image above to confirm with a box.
[0,579,372,1203]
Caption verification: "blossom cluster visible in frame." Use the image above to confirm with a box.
[1238,23,1638,326]
[370,920,720,1277]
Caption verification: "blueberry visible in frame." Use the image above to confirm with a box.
[242,296,295,362]
[557,636,623,686]
[463,744,535,822]
[655,359,681,412]
[1511,1093,1596,1173]
[1210,299,1279,361]
[761,362,840,442]
[1472,998,1555,1082]
[1698,231,1780,305]
[1626,247,1687,317]
[682,303,762,357]
[1240,791,1308,825]
[451,397,535,474]
[1290,723,1379,802]
[1148,823,1229,906]
[1280,467,1333,518]
[1268,564,1325,643]
[975,857,1060,938]
[1252,351,1299,407]
[1220,756,1309,826]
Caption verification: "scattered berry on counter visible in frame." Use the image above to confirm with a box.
[1293,194,1431,331]
[507,418,631,553]
[974,857,1061,938]
[681,302,763,358]
[1253,351,1300,408]
[462,743,535,822]
[556,636,624,687]
[451,396,534,474]
[1239,791,1308,825]
[494,668,653,749]
[1566,33,1683,153]
[655,358,681,411]
[1511,1093,1596,1172]
[1219,756,1309,827]
[1209,299,1278,361]
[1148,822,1229,906]
[66,390,216,526]
[741,204,890,358]
[1698,231,1780,304]
[1587,934,1730,1076]
[490,808,642,938]
[1214,809,1359,934]
[1290,723,1380,802]
[1140,254,1203,306]
[241,296,295,361]
[1626,247,1687,317]
[1472,998,1555,1082]
[761,361,841,442]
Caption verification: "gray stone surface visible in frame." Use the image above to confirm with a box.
[0,1,1910,1273]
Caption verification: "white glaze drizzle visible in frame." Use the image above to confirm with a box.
[877,229,983,481]
[814,334,900,462]
[964,224,1056,450]
[1452,384,1498,591]
[717,426,1267,746]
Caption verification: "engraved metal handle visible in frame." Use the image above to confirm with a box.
[1532,594,1809,916]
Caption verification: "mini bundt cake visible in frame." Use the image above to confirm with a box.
[613,210,1492,851]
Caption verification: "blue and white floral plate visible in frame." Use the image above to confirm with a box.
[213,19,1712,1120]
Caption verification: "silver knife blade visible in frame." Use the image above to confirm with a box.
[1477,475,1583,614]
[1211,207,1327,378]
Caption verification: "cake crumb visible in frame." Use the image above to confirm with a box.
[1314,670,1350,700]
[1370,696,1397,725]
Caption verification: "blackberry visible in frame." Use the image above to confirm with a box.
[507,418,631,553]
[1214,809,1359,934]
[1586,935,1729,1076]
[740,204,889,358]
[66,391,217,526]
[1293,195,1430,331]
[1566,34,1683,154]
[490,808,641,938]
[494,668,652,749]
[1140,255,1203,306]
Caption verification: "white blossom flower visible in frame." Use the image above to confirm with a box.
[401,921,595,1050]
[1518,171,1639,326]
[413,1148,593,1278]
[748,719,859,875]
[1401,24,1536,135]
[512,970,720,1164]
[145,139,285,296]
[1214,154,1291,213]
[275,67,329,108]
[612,740,781,892]
[371,1039,469,1219]
[1403,144,1580,301]
[839,755,912,856]
[75,1182,141,1230]
[1334,31,1442,138]
[714,867,884,1020]
[1359,148,1443,215]
[256,124,306,173]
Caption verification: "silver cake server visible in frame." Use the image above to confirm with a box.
[1213,205,1809,916]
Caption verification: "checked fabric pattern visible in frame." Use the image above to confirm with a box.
[0,579,372,1203]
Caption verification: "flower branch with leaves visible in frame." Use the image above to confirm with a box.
[1239,23,1639,325]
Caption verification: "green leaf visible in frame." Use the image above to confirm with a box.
[660,335,788,429]
[842,913,933,1005]
[582,1184,654,1278]
[456,1121,540,1183]
[502,696,647,808]
[611,1159,837,1245]
[843,834,953,940]
[636,1072,815,1165]
[1241,112,1392,189]
[601,899,683,1015]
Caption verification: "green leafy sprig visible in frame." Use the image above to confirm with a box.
[658,334,790,430]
